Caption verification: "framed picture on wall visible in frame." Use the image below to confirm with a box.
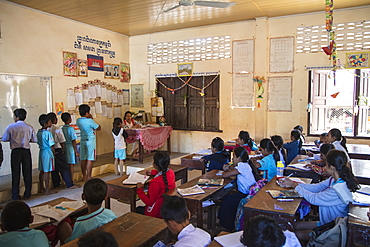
[177,63,193,77]
[112,64,119,79]
[346,52,370,69]
[63,51,78,77]
[104,63,112,78]
[120,62,131,83]
[78,59,88,77]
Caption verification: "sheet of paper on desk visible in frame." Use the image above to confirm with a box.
[192,155,203,160]
[287,163,311,171]
[289,178,307,184]
[122,171,148,184]
[194,149,212,155]
[56,201,85,210]
[36,206,72,222]
[214,231,243,247]
[353,192,370,206]
[357,186,370,196]
[30,205,51,225]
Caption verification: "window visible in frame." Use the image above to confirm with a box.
[156,75,220,131]
[308,69,370,137]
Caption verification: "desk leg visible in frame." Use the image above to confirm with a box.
[167,135,171,154]
[138,141,143,164]
[130,190,137,212]
[197,202,204,229]
[183,170,188,184]
[105,197,111,209]
[207,205,216,232]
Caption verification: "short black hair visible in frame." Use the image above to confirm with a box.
[38,114,50,127]
[160,196,188,224]
[61,112,71,123]
[241,215,286,247]
[77,230,118,247]
[14,108,27,121]
[47,112,57,123]
[211,137,224,151]
[293,125,303,133]
[83,178,107,206]
[79,104,90,116]
[291,130,301,141]
[1,201,31,231]
[320,143,334,156]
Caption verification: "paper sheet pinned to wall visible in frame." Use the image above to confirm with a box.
[67,89,76,108]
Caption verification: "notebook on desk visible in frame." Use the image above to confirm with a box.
[268,190,302,199]
[197,178,224,186]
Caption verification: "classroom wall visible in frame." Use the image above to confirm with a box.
[129,6,370,154]
[0,1,129,175]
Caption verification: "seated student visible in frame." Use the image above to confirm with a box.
[136,151,176,218]
[251,138,279,181]
[306,144,335,176]
[77,230,118,247]
[201,137,230,171]
[224,131,258,153]
[0,201,50,247]
[241,215,301,247]
[160,195,211,247]
[271,135,287,166]
[327,128,350,161]
[314,132,328,148]
[283,130,301,164]
[279,150,360,241]
[294,125,305,144]
[57,178,116,244]
[218,147,261,231]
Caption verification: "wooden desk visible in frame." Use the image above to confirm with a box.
[62,212,171,247]
[105,164,188,211]
[244,177,312,231]
[181,154,206,174]
[284,155,322,183]
[165,170,233,232]
[347,144,370,160]
[352,159,370,185]
[348,204,370,246]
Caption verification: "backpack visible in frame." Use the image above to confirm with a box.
[307,216,347,247]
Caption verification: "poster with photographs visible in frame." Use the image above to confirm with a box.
[104,64,112,78]
[120,62,130,83]
[78,59,88,77]
[112,64,119,79]
[63,51,78,77]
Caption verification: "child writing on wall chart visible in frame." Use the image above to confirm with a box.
[111,118,128,175]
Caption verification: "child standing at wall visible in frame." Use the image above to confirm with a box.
[201,137,230,172]
[251,138,279,181]
[112,118,128,175]
[76,104,101,180]
[61,112,79,180]
[283,130,301,164]
[37,114,55,195]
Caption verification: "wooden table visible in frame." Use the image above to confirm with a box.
[181,154,206,174]
[352,159,370,185]
[165,170,233,232]
[284,155,322,183]
[347,144,370,160]
[348,203,370,246]
[244,177,312,231]
[105,164,188,211]
[62,212,171,247]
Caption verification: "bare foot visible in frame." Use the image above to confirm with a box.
[68,185,81,189]
[44,190,57,195]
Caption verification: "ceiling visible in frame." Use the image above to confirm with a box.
[6,0,370,36]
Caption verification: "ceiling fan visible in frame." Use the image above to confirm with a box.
[162,0,236,13]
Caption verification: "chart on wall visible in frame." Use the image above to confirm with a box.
[268,77,292,112]
[269,37,294,73]
[131,84,144,107]
[231,39,254,108]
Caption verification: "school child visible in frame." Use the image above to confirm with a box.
[294,125,305,144]
[136,151,176,218]
[76,104,101,180]
[160,196,211,247]
[280,150,360,241]
[0,201,50,247]
[241,215,301,247]
[201,137,230,171]
[61,112,79,180]
[77,230,118,247]
[314,132,328,148]
[252,138,279,181]
[2,108,37,200]
[283,130,301,164]
[327,128,350,161]
[271,135,287,166]
[123,111,142,128]
[47,112,77,189]
[57,178,116,244]
[112,117,128,175]
[37,114,56,195]
[224,130,258,153]
[218,147,261,231]
[306,144,335,176]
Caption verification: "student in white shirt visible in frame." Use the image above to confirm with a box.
[327,128,350,161]
[160,196,211,247]
[2,108,37,200]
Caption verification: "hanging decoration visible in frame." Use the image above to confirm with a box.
[253,76,266,98]
[156,76,192,94]
[330,92,340,98]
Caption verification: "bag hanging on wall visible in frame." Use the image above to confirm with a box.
[307,216,347,247]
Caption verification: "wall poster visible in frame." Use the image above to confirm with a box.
[269,37,294,73]
[268,77,292,112]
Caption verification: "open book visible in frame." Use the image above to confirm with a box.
[268,190,302,199]
[197,178,224,186]
[122,171,148,185]
[214,231,243,247]
[35,201,85,222]
[177,185,205,196]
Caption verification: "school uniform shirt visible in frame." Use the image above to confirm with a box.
[283,140,300,164]
[66,207,116,243]
[76,117,99,142]
[47,124,66,149]
[257,154,276,182]
[202,151,229,171]
[283,230,302,247]
[224,141,258,153]
[295,177,353,225]
[0,227,50,247]
[37,129,55,172]
[174,224,211,247]
[136,169,176,218]
[123,119,141,128]
[278,149,286,166]
[235,162,257,194]
[332,140,350,161]
[112,128,126,150]
[2,120,37,149]
[61,125,78,164]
